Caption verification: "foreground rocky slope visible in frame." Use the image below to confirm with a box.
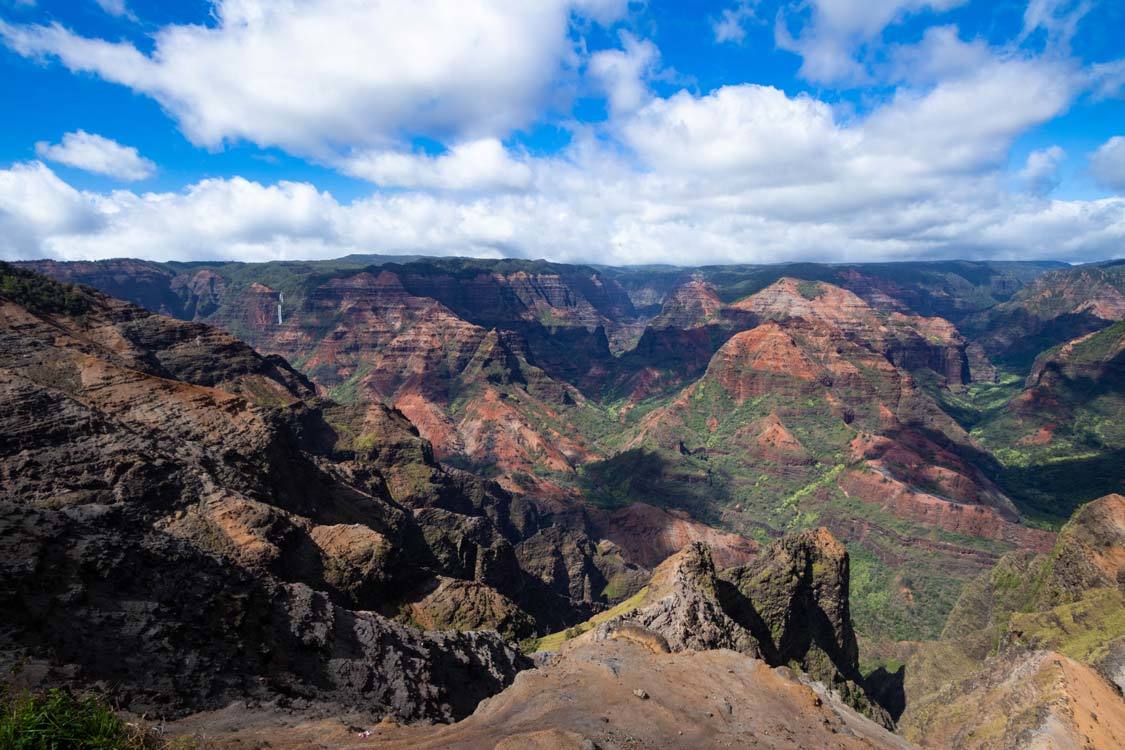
[0,264,554,720]
[900,493,1125,749]
[586,532,892,725]
[171,638,914,750]
[165,527,910,748]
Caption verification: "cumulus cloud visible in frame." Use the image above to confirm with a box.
[1091,137,1125,193]
[0,161,103,259]
[886,25,993,85]
[588,32,663,115]
[34,131,155,181]
[776,0,968,84]
[0,0,627,156]
[620,85,844,181]
[0,1,1120,267]
[3,157,1121,266]
[1019,146,1065,195]
[339,139,533,192]
[2,51,1119,268]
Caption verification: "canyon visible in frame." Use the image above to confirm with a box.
[4,256,1124,748]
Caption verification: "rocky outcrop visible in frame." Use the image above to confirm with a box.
[405,576,537,640]
[594,542,764,657]
[592,535,893,726]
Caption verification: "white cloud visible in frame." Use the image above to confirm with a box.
[340,139,533,192]
[34,131,155,181]
[886,25,993,85]
[2,54,1118,268]
[776,0,968,84]
[1020,0,1092,53]
[713,2,757,44]
[1,4,1119,267]
[588,32,662,115]
[1091,136,1125,193]
[0,0,626,157]
[93,0,133,18]
[1019,146,1065,195]
[621,85,845,181]
[0,162,103,259]
[2,157,1120,266]
[1090,59,1125,100]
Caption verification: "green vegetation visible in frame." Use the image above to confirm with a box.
[327,363,373,405]
[796,280,824,300]
[1008,587,1125,664]
[847,543,969,644]
[0,687,194,750]
[529,586,651,653]
[0,262,90,318]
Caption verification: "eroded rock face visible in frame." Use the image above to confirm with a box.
[730,279,970,386]
[964,262,1125,366]
[593,536,893,726]
[596,542,764,657]
[0,267,550,721]
[723,530,858,679]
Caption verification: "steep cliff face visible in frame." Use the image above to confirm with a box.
[0,265,575,720]
[964,261,1125,368]
[723,530,860,677]
[900,494,1125,749]
[969,321,1125,518]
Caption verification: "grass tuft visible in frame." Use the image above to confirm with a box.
[0,687,198,750]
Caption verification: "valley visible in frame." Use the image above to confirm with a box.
[3,257,1123,749]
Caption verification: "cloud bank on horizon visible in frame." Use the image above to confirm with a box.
[0,0,1123,266]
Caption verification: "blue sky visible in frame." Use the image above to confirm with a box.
[0,0,1123,265]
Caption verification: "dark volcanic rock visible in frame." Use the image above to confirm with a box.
[0,265,547,721]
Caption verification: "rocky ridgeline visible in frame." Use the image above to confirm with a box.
[900,493,1125,749]
[589,530,893,727]
[963,262,1125,366]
